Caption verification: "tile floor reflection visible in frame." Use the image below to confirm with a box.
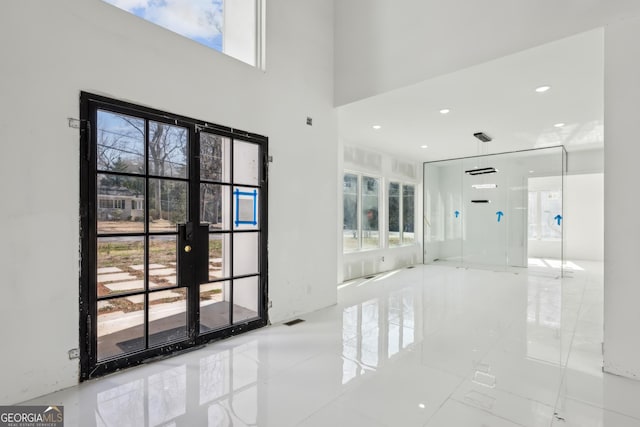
[23,261,640,426]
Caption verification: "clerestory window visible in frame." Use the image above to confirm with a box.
[103,0,265,68]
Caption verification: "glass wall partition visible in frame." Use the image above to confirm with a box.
[423,147,566,275]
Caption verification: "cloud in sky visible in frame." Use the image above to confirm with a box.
[106,0,223,41]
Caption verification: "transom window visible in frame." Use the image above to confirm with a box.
[103,0,265,68]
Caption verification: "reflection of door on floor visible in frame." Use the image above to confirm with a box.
[80,93,268,379]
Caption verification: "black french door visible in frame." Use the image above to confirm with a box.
[79,92,268,380]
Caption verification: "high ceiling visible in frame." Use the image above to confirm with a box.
[337,29,604,162]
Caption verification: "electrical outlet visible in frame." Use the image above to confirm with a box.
[381,256,385,262]
[306,117,313,126]
[268,300,273,308]
[68,348,80,360]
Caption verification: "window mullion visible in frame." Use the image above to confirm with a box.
[358,175,362,250]
[399,183,404,245]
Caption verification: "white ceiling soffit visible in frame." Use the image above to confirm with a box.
[337,28,604,162]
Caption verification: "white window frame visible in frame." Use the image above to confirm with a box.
[401,183,416,246]
[343,171,383,252]
[387,182,416,248]
[360,174,381,251]
[343,172,361,252]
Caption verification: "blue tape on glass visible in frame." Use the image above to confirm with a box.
[234,188,258,227]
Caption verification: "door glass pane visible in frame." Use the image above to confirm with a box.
[149,288,188,347]
[200,281,231,333]
[97,296,145,361]
[233,276,259,324]
[149,236,177,289]
[423,159,463,266]
[233,187,259,230]
[98,174,145,234]
[201,184,230,231]
[200,134,230,182]
[540,190,562,240]
[343,174,358,251]
[462,156,507,268]
[148,121,188,179]
[402,185,415,244]
[388,182,400,247]
[233,140,260,186]
[97,110,145,174]
[209,234,230,281]
[233,233,259,276]
[149,179,187,232]
[528,192,539,239]
[98,237,145,297]
[362,176,380,249]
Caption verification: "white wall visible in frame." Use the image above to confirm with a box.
[341,144,422,282]
[0,0,337,404]
[565,173,604,262]
[334,0,640,105]
[225,0,258,66]
[604,16,640,380]
[567,148,604,175]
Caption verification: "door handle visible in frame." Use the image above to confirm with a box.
[184,245,192,253]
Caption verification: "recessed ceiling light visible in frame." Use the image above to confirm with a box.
[418,403,426,409]
[529,170,535,174]
[372,125,381,130]
[535,85,551,93]
[472,184,498,189]
[439,109,450,114]
[420,145,428,149]
[554,123,565,128]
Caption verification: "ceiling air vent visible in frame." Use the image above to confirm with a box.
[473,132,492,142]
[465,167,498,176]
[471,200,491,203]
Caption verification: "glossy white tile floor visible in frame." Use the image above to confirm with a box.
[24,262,640,426]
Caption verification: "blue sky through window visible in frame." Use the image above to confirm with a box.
[104,0,224,52]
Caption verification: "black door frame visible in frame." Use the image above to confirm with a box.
[79,92,268,380]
